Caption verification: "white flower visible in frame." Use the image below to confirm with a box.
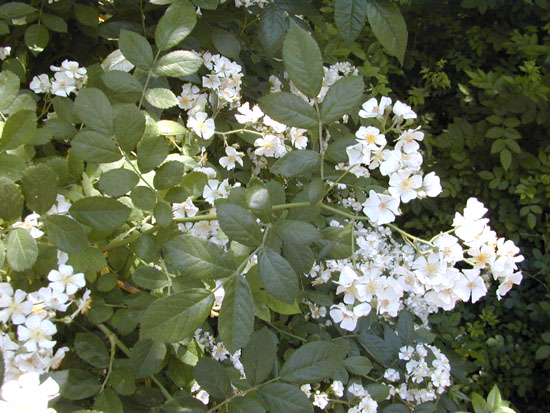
[29,74,52,94]
[395,128,423,153]
[0,372,59,413]
[60,59,86,79]
[334,266,368,304]
[358,97,392,119]
[420,172,442,198]
[290,127,308,149]
[187,112,215,139]
[496,271,522,299]
[211,342,229,361]
[46,194,71,215]
[454,269,487,303]
[346,143,371,166]
[173,197,199,219]
[0,289,33,324]
[388,169,422,203]
[219,146,244,170]
[384,368,400,382]
[313,392,329,409]
[47,265,85,295]
[202,179,230,205]
[355,126,386,150]
[362,190,400,225]
[51,71,76,97]
[0,46,11,61]
[13,213,44,239]
[329,302,371,331]
[17,315,57,352]
[254,134,285,158]
[393,100,417,119]
[235,102,263,124]
[331,380,344,397]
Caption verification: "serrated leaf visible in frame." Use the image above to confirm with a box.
[397,310,414,345]
[335,0,368,44]
[7,228,38,272]
[119,29,154,69]
[259,4,288,56]
[98,169,139,197]
[154,160,184,190]
[219,276,254,353]
[74,88,114,136]
[114,104,146,152]
[194,357,232,400]
[155,0,197,51]
[21,164,57,214]
[259,92,318,129]
[229,397,266,413]
[271,150,320,178]
[137,135,170,173]
[24,24,49,55]
[258,248,300,303]
[74,333,109,369]
[246,179,272,223]
[59,369,101,400]
[144,88,179,109]
[70,197,131,232]
[72,131,122,164]
[275,219,321,245]
[217,203,263,247]
[94,389,123,413]
[366,0,408,64]
[132,266,169,290]
[101,71,142,103]
[0,178,23,221]
[256,382,313,413]
[282,20,323,98]
[280,341,348,383]
[500,148,512,171]
[0,71,19,111]
[0,110,37,150]
[44,215,88,254]
[130,339,167,378]
[42,13,68,33]
[320,76,364,123]
[140,289,213,343]
[241,327,278,385]
[164,234,234,278]
[212,28,241,59]
[0,2,37,19]
[109,367,136,396]
[343,356,373,377]
[282,242,314,275]
[154,50,203,77]
[357,333,393,366]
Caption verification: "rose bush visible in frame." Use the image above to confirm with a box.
[0,1,526,412]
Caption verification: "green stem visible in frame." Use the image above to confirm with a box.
[207,377,280,413]
[386,223,434,247]
[97,324,175,402]
[314,103,324,180]
[138,49,162,109]
[100,329,117,393]
[265,321,307,342]
[214,128,264,137]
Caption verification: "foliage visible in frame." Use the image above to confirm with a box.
[0,0,538,413]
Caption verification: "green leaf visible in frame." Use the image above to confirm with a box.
[73,3,99,28]
[114,104,146,152]
[130,339,167,378]
[21,164,57,214]
[335,0,368,44]
[366,0,408,65]
[7,228,38,271]
[258,248,300,303]
[282,242,314,275]
[0,239,4,268]
[0,2,37,19]
[194,357,232,400]
[131,186,156,210]
[219,276,254,353]
[41,13,68,33]
[74,333,110,369]
[140,289,213,343]
[500,148,512,171]
[0,70,20,111]
[94,389,123,413]
[535,345,550,360]
[357,333,393,366]
[164,235,234,278]
[229,397,266,413]
[259,4,288,56]
[397,310,414,345]
[280,341,348,383]
[44,215,88,254]
[343,356,373,377]
[24,24,49,55]
[256,382,313,413]
[275,219,321,245]
[271,150,320,178]
[101,71,143,103]
[132,265,170,290]
[155,0,197,51]
[154,50,203,77]
[154,160,185,190]
[110,367,136,396]
[70,197,131,232]
[59,369,101,400]
[282,20,323,98]
[145,88,179,109]
[366,383,390,402]
[246,179,272,223]
[119,29,154,69]
[241,327,278,385]
[217,203,263,247]
[98,169,139,197]
[157,120,186,135]
[72,131,122,163]
[74,88,114,136]
[212,28,241,59]
[137,135,170,173]
[259,92,318,129]
[320,76,364,123]
[265,294,301,314]
[0,110,37,150]
[0,178,23,221]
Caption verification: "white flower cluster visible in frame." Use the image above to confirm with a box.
[0,372,59,412]
[0,46,11,61]
[234,0,269,9]
[389,344,451,404]
[202,52,243,109]
[300,380,344,410]
[29,60,88,97]
[347,383,378,413]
